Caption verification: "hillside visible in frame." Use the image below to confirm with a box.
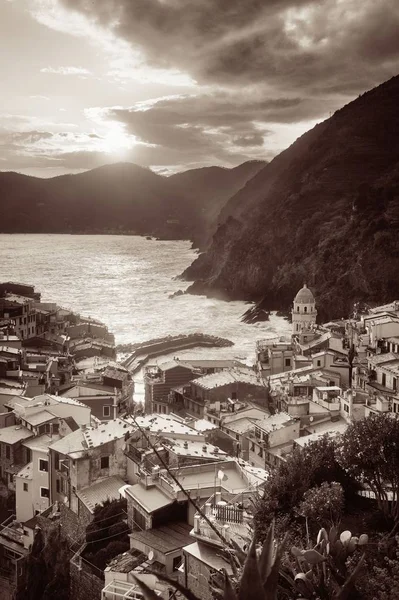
[168,160,266,246]
[182,75,399,320]
[0,160,265,245]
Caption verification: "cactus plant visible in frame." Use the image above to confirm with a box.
[288,526,367,599]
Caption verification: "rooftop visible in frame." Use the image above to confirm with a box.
[192,367,264,390]
[61,383,115,397]
[16,461,33,480]
[102,366,128,381]
[76,475,126,513]
[0,425,33,445]
[166,438,227,459]
[172,460,262,495]
[22,409,57,426]
[184,542,233,573]
[181,359,246,369]
[50,418,133,457]
[128,414,203,437]
[125,483,173,513]
[305,418,348,437]
[129,522,192,554]
[105,549,147,573]
[252,412,295,433]
[191,418,218,432]
[294,284,315,305]
[4,293,33,304]
[23,433,61,452]
[369,353,399,367]
[0,345,21,355]
[224,417,259,435]
[298,332,332,351]
[0,379,25,389]
[365,315,399,325]
[156,359,193,372]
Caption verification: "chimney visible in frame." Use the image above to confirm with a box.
[194,514,201,534]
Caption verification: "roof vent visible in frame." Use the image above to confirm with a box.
[213,446,219,454]
[202,445,207,452]
[183,441,189,449]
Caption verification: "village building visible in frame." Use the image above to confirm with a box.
[247,412,300,468]
[291,284,318,339]
[144,360,197,414]
[176,367,268,420]
[60,380,124,421]
[48,418,133,534]
[256,336,294,376]
[0,294,37,341]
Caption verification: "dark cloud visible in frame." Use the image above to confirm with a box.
[98,90,329,165]
[60,0,399,97]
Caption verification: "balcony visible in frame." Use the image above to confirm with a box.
[125,445,145,464]
[102,580,162,599]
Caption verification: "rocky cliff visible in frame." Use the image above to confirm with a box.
[182,76,399,320]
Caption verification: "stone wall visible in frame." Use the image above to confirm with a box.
[182,553,215,600]
[59,502,92,545]
[70,557,104,600]
[126,492,152,531]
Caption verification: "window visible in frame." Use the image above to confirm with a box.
[100,456,109,469]
[236,434,240,441]
[344,404,349,413]
[5,445,10,459]
[40,487,49,498]
[54,453,60,470]
[23,483,28,492]
[39,459,48,472]
[285,358,291,367]
[382,373,386,387]
[103,405,111,417]
[297,306,300,312]
[56,479,60,493]
[173,555,182,571]
[251,442,255,451]
[304,306,307,313]
[317,360,321,367]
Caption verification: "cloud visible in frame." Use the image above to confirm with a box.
[88,88,328,166]
[58,0,399,97]
[40,66,92,75]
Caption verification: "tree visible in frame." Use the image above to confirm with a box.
[20,528,47,600]
[340,413,399,531]
[297,482,345,528]
[254,436,357,540]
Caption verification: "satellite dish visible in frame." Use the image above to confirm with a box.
[148,550,154,561]
[309,416,314,422]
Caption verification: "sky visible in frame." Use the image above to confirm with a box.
[1,0,398,178]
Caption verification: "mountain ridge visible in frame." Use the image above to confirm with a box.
[0,159,266,244]
[182,75,399,320]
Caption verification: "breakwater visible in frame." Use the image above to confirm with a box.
[120,333,234,373]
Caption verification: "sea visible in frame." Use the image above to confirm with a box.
[0,234,291,371]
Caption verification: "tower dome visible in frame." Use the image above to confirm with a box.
[294,283,315,304]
